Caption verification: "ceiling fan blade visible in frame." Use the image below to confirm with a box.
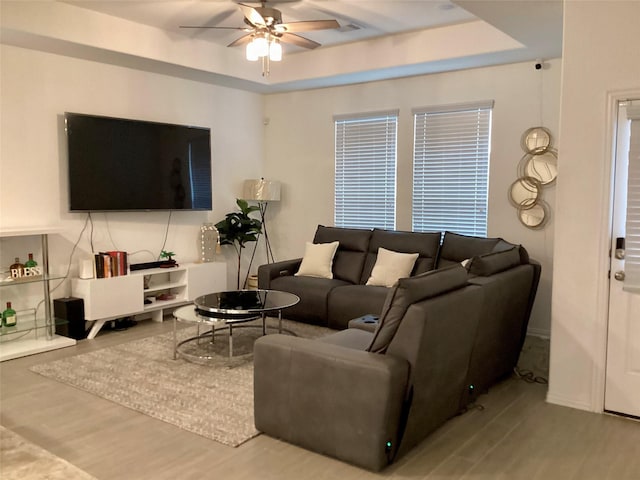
[238,3,266,27]
[275,19,340,33]
[227,34,254,48]
[179,25,247,30]
[280,32,321,50]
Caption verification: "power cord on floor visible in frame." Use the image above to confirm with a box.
[513,366,548,384]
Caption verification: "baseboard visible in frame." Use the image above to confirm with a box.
[546,391,596,412]
[526,326,550,339]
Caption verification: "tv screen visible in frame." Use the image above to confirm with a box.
[65,113,212,211]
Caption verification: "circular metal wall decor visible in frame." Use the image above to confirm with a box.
[509,176,541,209]
[521,126,552,154]
[518,149,558,185]
[509,126,557,229]
[517,201,549,229]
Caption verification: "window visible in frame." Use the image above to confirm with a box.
[412,101,493,237]
[334,111,398,230]
[624,100,640,291]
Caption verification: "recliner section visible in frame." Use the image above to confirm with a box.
[254,265,488,471]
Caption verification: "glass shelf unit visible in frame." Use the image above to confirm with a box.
[0,274,66,287]
[0,308,69,338]
[0,227,76,361]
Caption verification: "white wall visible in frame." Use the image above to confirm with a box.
[548,1,640,411]
[0,44,562,336]
[0,44,265,292]
[264,59,561,336]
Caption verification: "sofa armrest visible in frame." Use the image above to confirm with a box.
[257,258,302,289]
[254,334,409,471]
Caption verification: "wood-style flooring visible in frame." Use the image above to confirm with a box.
[1,319,639,480]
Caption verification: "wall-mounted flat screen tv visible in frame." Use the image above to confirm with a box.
[65,112,212,211]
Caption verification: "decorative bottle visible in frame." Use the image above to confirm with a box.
[24,253,41,277]
[2,302,17,327]
[25,253,37,268]
[10,257,24,279]
[200,223,220,263]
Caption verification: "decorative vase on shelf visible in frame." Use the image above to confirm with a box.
[200,223,220,263]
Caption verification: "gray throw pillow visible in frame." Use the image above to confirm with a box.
[468,246,522,276]
[367,265,468,353]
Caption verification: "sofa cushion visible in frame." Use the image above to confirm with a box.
[365,248,420,287]
[313,225,372,284]
[437,231,502,268]
[360,229,441,284]
[469,246,522,276]
[271,274,350,326]
[367,265,469,353]
[317,328,374,351]
[295,241,339,279]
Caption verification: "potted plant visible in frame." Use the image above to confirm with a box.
[159,250,177,268]
[215,199,262,289]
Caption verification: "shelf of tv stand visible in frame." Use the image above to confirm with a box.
[144,280,184,293]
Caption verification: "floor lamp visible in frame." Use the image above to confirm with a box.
[243,178,281,285]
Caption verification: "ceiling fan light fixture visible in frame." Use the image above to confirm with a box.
[269,38,282,61]
[253,34,269,57]
[246,40,259,61]
[185,2,339,76]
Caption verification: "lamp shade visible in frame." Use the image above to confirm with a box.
[243,178,281,202]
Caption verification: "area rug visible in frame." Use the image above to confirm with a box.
[30,319,331,448]
[0,425,97,480]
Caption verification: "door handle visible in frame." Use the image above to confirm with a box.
[614,271,626,281]
[615,237,625,260]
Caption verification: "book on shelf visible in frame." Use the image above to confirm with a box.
[94,251,128,278]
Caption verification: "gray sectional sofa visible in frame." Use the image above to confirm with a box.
[254,225,541,471]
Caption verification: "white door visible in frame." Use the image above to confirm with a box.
[605,100,640,418]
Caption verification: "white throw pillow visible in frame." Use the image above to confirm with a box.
[295,241,339,279]
[366,247,419,287]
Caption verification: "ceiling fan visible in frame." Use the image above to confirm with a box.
[180,1,340,55]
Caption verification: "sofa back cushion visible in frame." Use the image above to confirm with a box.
[468,246,522,276]
[437,231,502,268]
[360,229,441,284]
[493,239,531,264]
[313,225,372,284]
[367,265,469,353]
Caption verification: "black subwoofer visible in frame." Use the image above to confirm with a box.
[54,297,87,340]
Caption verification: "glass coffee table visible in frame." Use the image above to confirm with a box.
[172,289,299,361]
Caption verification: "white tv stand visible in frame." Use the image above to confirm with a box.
[71,262,226,339]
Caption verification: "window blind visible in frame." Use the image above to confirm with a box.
[334,112,397,229]
[412,101,493,237]
[624,101,640,292]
